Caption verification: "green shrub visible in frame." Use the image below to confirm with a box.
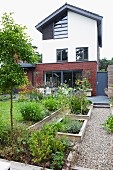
[69,94,89,114]
[43,97,58,111]
[20,102,49,122]
[29,123,70,169]
[57,117,83,134]
[101,115,113,132]
[18,94,27,102]
[27,91,43,101]
[0,122,31,162]
[0,119,11,145]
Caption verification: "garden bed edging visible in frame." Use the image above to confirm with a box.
[57,119,88,142]
[28,108,68,131]
[66,104,93,120]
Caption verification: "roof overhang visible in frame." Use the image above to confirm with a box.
[20,63,36,68]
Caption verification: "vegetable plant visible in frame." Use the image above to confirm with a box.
[57,117,83,134]
[69,94,90,115]
[42,96,58,111]
[101,115,113,132]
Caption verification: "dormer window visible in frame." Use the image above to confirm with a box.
[54,13,68,39]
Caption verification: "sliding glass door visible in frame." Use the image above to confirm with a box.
[44,70,82,87]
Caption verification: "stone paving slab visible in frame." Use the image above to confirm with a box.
[87,96,110,104]
[0,159,50,170]
[73,166,94,170]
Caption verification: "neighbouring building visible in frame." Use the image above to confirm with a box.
[24,3,103,95]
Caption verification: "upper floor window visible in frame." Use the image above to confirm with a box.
[54,13,68,39]
[57,48,68,62]
[76,47,88,61]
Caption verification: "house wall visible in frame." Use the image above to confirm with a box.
[34,61,97,95]
[42,11,98,63]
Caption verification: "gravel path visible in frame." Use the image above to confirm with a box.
[75,108,113,170]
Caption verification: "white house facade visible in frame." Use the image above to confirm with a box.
[42,10,98,63]
[33,3,103,95]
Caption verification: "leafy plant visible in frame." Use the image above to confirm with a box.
[0,118,11,145]
[57,117,83,134]
[29,123,70,169]
[0,12,39,129]
[69,94,89,115]
[20,102,49,122]
[101,115,113,132]
[75,78,91,91]
[0,121,31,162]
[42,97,58,111]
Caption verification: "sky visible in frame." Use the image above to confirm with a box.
[0,0,113,59]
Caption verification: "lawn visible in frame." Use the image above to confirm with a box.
[0,100,23,124]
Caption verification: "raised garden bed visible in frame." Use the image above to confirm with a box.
[66,104,93,120]
[56,118,88,142]
[28,108,69,131]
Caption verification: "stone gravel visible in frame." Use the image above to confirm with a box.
[75,108,113,170]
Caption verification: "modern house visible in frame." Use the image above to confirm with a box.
[27,3,103,95]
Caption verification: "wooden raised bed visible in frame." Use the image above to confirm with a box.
[66,104,93,120]
[57,119,88,142]
[28,108,69,131]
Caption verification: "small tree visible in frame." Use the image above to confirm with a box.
[0,12,39,129]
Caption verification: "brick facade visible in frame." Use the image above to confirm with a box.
[29,61,97,96]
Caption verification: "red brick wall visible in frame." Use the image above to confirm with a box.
[33,61,97,96]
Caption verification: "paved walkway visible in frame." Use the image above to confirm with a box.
[74,107,113,170]
[87,96,110,104]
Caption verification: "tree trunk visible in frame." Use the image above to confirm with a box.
[10,86,13,129]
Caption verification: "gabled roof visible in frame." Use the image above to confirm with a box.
[35,3,103,47]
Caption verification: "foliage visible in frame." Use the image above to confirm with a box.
[27,88,43,101]
[0,122,31,162]
[101,115,113,132]
[55,86,69,108]
[75,78,91,91]
[57,117,83,134]
[99,58,113,71]
[20,102,49,122]
[29,123,70,169]
[0,12,39,128]
[42,96,58,111]
[18,86,44,102]
[0,94,16,101]
[0,117,11,145]
[69,94,90,114]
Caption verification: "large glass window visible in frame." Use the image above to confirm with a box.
[57,49,68,62]
[53,72,61,87]
[54,13,68,39]
[76,47,88,61]
[63,72,72,87]
[44,70,82,88]
[46,72,52,86]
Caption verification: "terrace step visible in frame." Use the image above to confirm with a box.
[93,103,110,108]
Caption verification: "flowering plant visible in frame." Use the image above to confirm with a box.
[75,78,92,91]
